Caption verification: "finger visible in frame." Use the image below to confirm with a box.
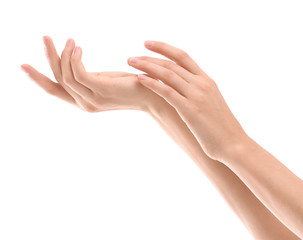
[137,74,185,108]
[136,56,193,80]
[20,64,76,105]
[90,71,137,77]
[144,41,205,76]
[61,39,93,97]
[43,36,86,102]
[128,57,189,97]
[70,46,96,89]
[43,36,63,83]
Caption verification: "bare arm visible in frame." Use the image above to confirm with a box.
[147,96,300,240]
[22,37,301,240]
[222,137,303,239]
[128,40,303,239]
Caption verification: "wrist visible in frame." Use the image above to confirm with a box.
[129,82,165,113]
[145,93,172,118]
[220,134,257,165]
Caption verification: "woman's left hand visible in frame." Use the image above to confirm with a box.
[21,36,158,113]
[128,41,249,161]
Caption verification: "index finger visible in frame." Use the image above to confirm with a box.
[21,64,76,105]
[144,41,205,75]
[43,36,63,82]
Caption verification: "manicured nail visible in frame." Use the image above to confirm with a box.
[128,57,138,64]
[145,41,155,48]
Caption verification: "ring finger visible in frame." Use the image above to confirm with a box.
[127,57,189,96]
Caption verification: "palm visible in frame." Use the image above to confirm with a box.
[21,36,153,113]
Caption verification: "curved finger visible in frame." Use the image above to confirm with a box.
[91,71,137,77]
[20,64,76,105]
[135,56,193,80]
[61,39,93,96]
[144,41,205,76]
[137,74,185,109]
[70,46,96,89]
[43,36,63,83]
[128,57,189,97]
[43,36,86,102]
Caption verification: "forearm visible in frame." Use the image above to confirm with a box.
[145,97,300,240]
[223,137,303,239]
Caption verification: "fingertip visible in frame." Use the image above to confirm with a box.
[144,40,155,48]
[72,47,82,61]
[20,64,30,72]
[74,46,81,55]
[43,35,50,40]
[42,36,49,46]
[127,57,132,65]
[128,57,138,65]
[65,38,75,48]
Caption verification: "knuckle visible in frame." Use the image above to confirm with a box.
[208,78,218,88]
[163,86,174,98]
[162,60,175,69]
[163,69,175,79]
[200,82,212,92]
[60,51,68,59]
[147,79,158,90]
[196,77,217,93]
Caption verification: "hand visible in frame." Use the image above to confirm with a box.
[127,41,249,161]
[21,36,157,113]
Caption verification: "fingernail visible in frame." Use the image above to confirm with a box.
[138,74,147,80]
[43,36,48,47]
[145,41,154,48]
[20,65,29,73]
[128,57,138,64]
[65,39,73,48]
[74,46,79,54]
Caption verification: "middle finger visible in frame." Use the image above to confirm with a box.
[61,39,93,97]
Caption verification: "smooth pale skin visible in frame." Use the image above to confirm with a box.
[21,37,157,113]
[128,41,303,239]
[21,36,301,239]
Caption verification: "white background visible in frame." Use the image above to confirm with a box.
[1,0,303,239]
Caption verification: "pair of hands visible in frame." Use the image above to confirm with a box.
[21,36,247,161]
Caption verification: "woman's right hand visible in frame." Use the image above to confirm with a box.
[21,36,157,113]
